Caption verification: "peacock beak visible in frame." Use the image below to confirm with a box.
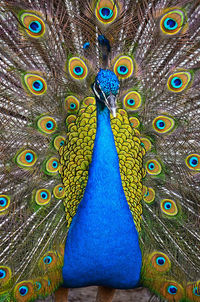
[105,94,117,117]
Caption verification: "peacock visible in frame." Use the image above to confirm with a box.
[0,0,199,301]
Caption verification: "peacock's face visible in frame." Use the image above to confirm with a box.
[93,69,120,117]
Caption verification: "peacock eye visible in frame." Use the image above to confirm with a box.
[164,18,177,30]
[32,80,43,91]
[193,287,200,296]
[29,20,42,33]
[153,115,175,134]
[0,195,10,214]
[35,189,51,205]
[160,199,178,216]
[95,0,118,24]
[0,269,6,279]
[168,285,177,295]
[53,184,65,199]
[68,57,88,80]
[123,91,142,111]
[43,256,53,264]
[45,157,59,175]
[160,9,185,35]
[65,96,80,113]
[167,71,191,92]
[35,281,42,291]
[16,150,37,168]
[20,12,45,37]
[156,257,165,265]
[23,74,47,95]
[73,66,84,76]
[114,56,134,79]
[149,252,171,273]
[185,154,200,170]
[37,116,57,134]
[39,251,58,271]
[99,7,113,19]
[117,65,128,75]
[146,159,162,175]
[53,136,66,151]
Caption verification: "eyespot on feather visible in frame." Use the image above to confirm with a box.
[160,9,185,35]
[160,281,184,301]
[0,195,10,214]
[140,138,152,152]
[152,115,175,134]
[33,278,49,296]
[95,0,118,24]
[123,91,142,111]
[160,199,178,216]
[20,12,45,38]
[14,280,35,301]
[53,136,66,151]
[129,117,140,128]
[68,57,88,80]
[186,280,200,301]
[35,189,51,205]
[37,116,57,134]
[0,266,12,286]
[142,187,155,203]
[65,96,80,113]
[23,74,47,95]
[167,71,191,93]
[149,252,171,273]
[45,157,59,174]
[38,251,60,271]
[16,150,37,168]
[53,184,65,199]
[185,154,200,171]
[145,159,162,175]
[114,56,134,79]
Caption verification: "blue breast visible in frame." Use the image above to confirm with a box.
[62,105,142,289]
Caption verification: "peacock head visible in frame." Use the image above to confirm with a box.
[92,69,120,117]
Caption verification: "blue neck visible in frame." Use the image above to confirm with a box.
[62,102,142,289]
[86,103,124,205]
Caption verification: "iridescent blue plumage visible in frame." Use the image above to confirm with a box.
[96,69,119,97]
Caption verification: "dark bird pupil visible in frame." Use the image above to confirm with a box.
[45,257,50,263]
[102,7,110,16]
[174,78,181,86]
[167,19,176,28]
[158,258,164,265]
[33,81,40,89]
[46,122,52,128]
[75,67,81,73]
[169,287,177,294]
[26,155,31,161]
[192,159,197,165]
[159,122,164,127]
[20,288,27,295]
[30,21,39,31]
[120,66,127,72]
